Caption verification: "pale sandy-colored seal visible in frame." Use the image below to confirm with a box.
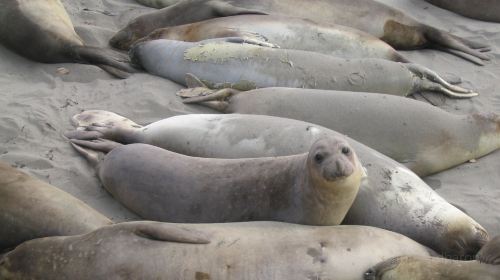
[111,0,491,64]
[0,221,434,280]
[71,137,365,226]
[0,0,136,78]
[138,14,409,62]
[130,39,476,98]
[179,84,500,176]
[0,161,112,252]
[425,0,500,23]
[364,235,500,280]
[65,111,489,257]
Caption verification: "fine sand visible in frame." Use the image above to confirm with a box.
[0,0,498,236]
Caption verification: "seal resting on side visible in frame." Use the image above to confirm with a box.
[0,0,136,78]
[130,39,476,98]
[111,0,491,65]
[425,0,500,23]
[365,235,500,280]
[65,111,489,257]
[179,84,500,176]
[0,161,112,252]
[136,14,409,62]
[70,137,365,226]
[0,221,434,280]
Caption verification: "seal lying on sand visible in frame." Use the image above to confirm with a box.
[425,0,500,23]
[66,111,489,257]
[0,162,111,252]
[130,39,476,98]
[0,221,434,280]
[179,84,500,176]
[70,137,365,225]
[364,235,500,280]
[0,0,136,78]
[111,0,490,65]
[137,15,409,62]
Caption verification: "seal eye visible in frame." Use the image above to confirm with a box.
[314,153,324,163]
[341,146,350,155]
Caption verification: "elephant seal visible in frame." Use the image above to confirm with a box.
[0,221,434,280]
[130,39,476,98]
[426,0,500,23]
[138,15,409,62]
[179,85,500,177]
[364,236,500,280]
[0,0,136,78]
[0,161,112,252]
[65,111,489,257]
[71,137,366,226]
[111,0,490,65]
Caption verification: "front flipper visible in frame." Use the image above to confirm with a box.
[123,221,211,244]
[70,138,123,154]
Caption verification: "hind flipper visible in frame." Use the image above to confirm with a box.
[134,0,181,8]
[73,46,139,78]
[424,26,491,65]
[70,139,123,153]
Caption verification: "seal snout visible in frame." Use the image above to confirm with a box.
[310,138,358,182]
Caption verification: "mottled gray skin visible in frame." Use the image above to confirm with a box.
[130,39,476,98]
[66,112,489,257]
[180,87,500,177]
[0,0,136,78]
[0,162,112,252]
[139,15,409,62]
[426,0,500,23]
[0,221,434,280]
[75,138,365,226]
[110,0,490,64]
[365,236,500,280]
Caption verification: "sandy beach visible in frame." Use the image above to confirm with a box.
[0,0,498,238]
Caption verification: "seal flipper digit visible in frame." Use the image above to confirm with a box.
[185,73,208,88]
[70,139,123,154]
[476,236,500,265]
[127,222,210,244]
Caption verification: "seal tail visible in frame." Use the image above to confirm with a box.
[72,46,138,79]
[422,25,491,65]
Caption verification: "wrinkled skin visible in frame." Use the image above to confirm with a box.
[66,112,489,257]
[0,162,112,252]
[0,221,434,280]
[111,0,490,64]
